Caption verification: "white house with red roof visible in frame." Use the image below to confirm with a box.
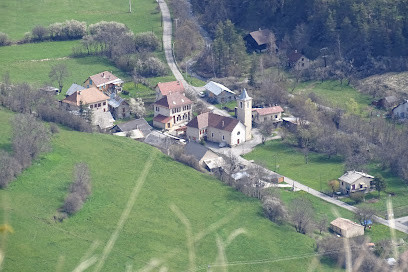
[155,81,185,100]
[153,92,193,129]
[84,71,123,93]
[252,105,284,125]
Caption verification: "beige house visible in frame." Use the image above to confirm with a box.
[339,171,374,194]
[186,112,246,146]
[252,106,284,125]
[330,218,364,238]
[205,81,236,104]
[84,71,123,93]
[155,81,185,100]
[287,50,311,70]
[61,87,110,113]
[153,92,192,129]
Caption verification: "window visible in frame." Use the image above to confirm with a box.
[90,105,93,109]
[237,131,240,135]
[98,103,101,107]
[211,133,214,138]
[122,108,125,113]
[275,115,278,118]
[156,107,159,112]
[89,79,93,85]
[222,135,225,140]
[360,184,363,189]
[240,102,243,108]
[103,102,106,106]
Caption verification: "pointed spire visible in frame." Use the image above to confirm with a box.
[238,88,251,100]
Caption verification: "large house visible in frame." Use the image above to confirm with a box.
[338,171,374,194]
[205,81,236,104]
[186,89,252,146]
[244,29,276,52]
[61,87,110,113]
[252,106,284,126]
[155,81,185,100]
[392,100,408,119]
[153,92,193,129]
[84,71,123,93]
[287,50,311,70]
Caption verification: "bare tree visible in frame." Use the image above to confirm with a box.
[262,195,287,223]
[70,163,91,201]
[0,151,22,188]
[290,197,315,234]
[259,121,275,144]
[49,64,70,93]
[316,216,328,234]
[63,193,84,215]
[32,25,48,41]
[355,206,375,230]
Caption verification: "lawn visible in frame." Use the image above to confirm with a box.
[243,140,345,192]
[294,80,373,115]
[0,110,345,272]
[0,0,162,40]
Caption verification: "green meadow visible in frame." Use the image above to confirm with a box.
[0,109,347,272]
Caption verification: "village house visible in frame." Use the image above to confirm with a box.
[61,87,110,113]
[184,142,224,172]
[108,94,130,119]
[111,118,152,139]
[330,218,364,238]
[93,111,115,130]
[392,100,408,119]
[187,89,252,146]
[287,50,311,70]
[66,83,85,97]
[155,81,185,100]
[84,71,123,93]
[205,81,236,104]
[338,171,374,195]
[252,105,284,126]
[244,29,276,52]
[153,92,193,129]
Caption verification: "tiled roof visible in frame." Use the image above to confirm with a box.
[154,92,192,109]
[88,71,123,87]
[153,114,172,123]
[205,81,235,96]
[156,81,185,96]
[187,112,240,132]
[248,29,273,46]
[338,171,374,185]
[330,218,363,231]
[252,106,284,116]
[62,87,109,106]
[66,83,85,96]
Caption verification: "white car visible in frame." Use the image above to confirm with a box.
[218,142,227,148]
[198,91,206,98]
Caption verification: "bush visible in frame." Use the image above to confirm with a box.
[49,20,87,41]
[262,195,287,223]
[0,151,22,189]
[0,32,11,46]
[133,57,166,77]
[350,191,365,204]
[32,25,49,41]
[135,32,159,51]
[63,193,83,215]
[50,123,59,134]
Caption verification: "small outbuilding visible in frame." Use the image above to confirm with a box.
[330,218,364,238]
[244,29,276,52]
[204,81,236,104]
[184,142,224,171]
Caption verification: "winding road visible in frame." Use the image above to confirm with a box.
[156,0,408,235]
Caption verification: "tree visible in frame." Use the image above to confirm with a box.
[32,25,48,41]
[49,64,70,93]
[355,206,375,230]
[129,97,146,118]
[259,121,275,144]
[316,216,328,234]
[262,195,287,223]
[0,151,21,189]
[70,163,92,201]
[373,174,386,197]
[290,197,315,234]
[328,179,340,196]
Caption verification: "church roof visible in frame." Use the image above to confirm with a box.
[238,89,251,100]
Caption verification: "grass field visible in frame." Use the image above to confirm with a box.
[294,80,373,115]
[0,0,162,40]
[243,140,345,192]
[0,109,348,272]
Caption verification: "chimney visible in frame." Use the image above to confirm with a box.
[222,121,225,127]
[294,49,298,53]
[102,72,105,78]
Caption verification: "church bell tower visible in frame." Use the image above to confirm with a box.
[236,88,252,141]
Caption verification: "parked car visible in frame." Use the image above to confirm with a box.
[199,91,206,98]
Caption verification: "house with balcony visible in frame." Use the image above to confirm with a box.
[155,81,185,100]
[84,71,123,93]
[153,92,193,129]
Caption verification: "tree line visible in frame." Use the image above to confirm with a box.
[191,0,408,74]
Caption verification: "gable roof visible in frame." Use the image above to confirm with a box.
[205,81,235,96]
[338,171,374,185]
[184,142,215,161]
[114,118,152,135]
[108,93,128,108]
[156,81,185,96]
[252,106,284,116]
[330,218,363,231]
[88,71,123,87]
[92,111,115,129]
[62,87,110,106]
[248,29,273,46]
[287,50,304,63]
[187,112,241,132]
[154,92,192,109]
[66,83,85,96]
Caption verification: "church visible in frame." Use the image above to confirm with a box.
[186,89,252,146]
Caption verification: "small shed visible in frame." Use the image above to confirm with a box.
[244,29,276,52]
[204,81,236,104]
[330,218,364,238]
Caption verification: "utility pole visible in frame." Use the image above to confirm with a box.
[129,0,132,13]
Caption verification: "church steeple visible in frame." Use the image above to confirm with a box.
[236,89,252,140]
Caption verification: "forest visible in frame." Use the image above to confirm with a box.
[191,0,408,74]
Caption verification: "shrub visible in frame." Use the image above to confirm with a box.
[49,20,86,41]
[0,32,11,46]
[50,123,59,134]
[135,32,159,51]
[63,193,84,215]
[32,25,49,41]
[262,195,287,223]
[350,191,365,204]
[133,57,166,77]
[0,151,22,189]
